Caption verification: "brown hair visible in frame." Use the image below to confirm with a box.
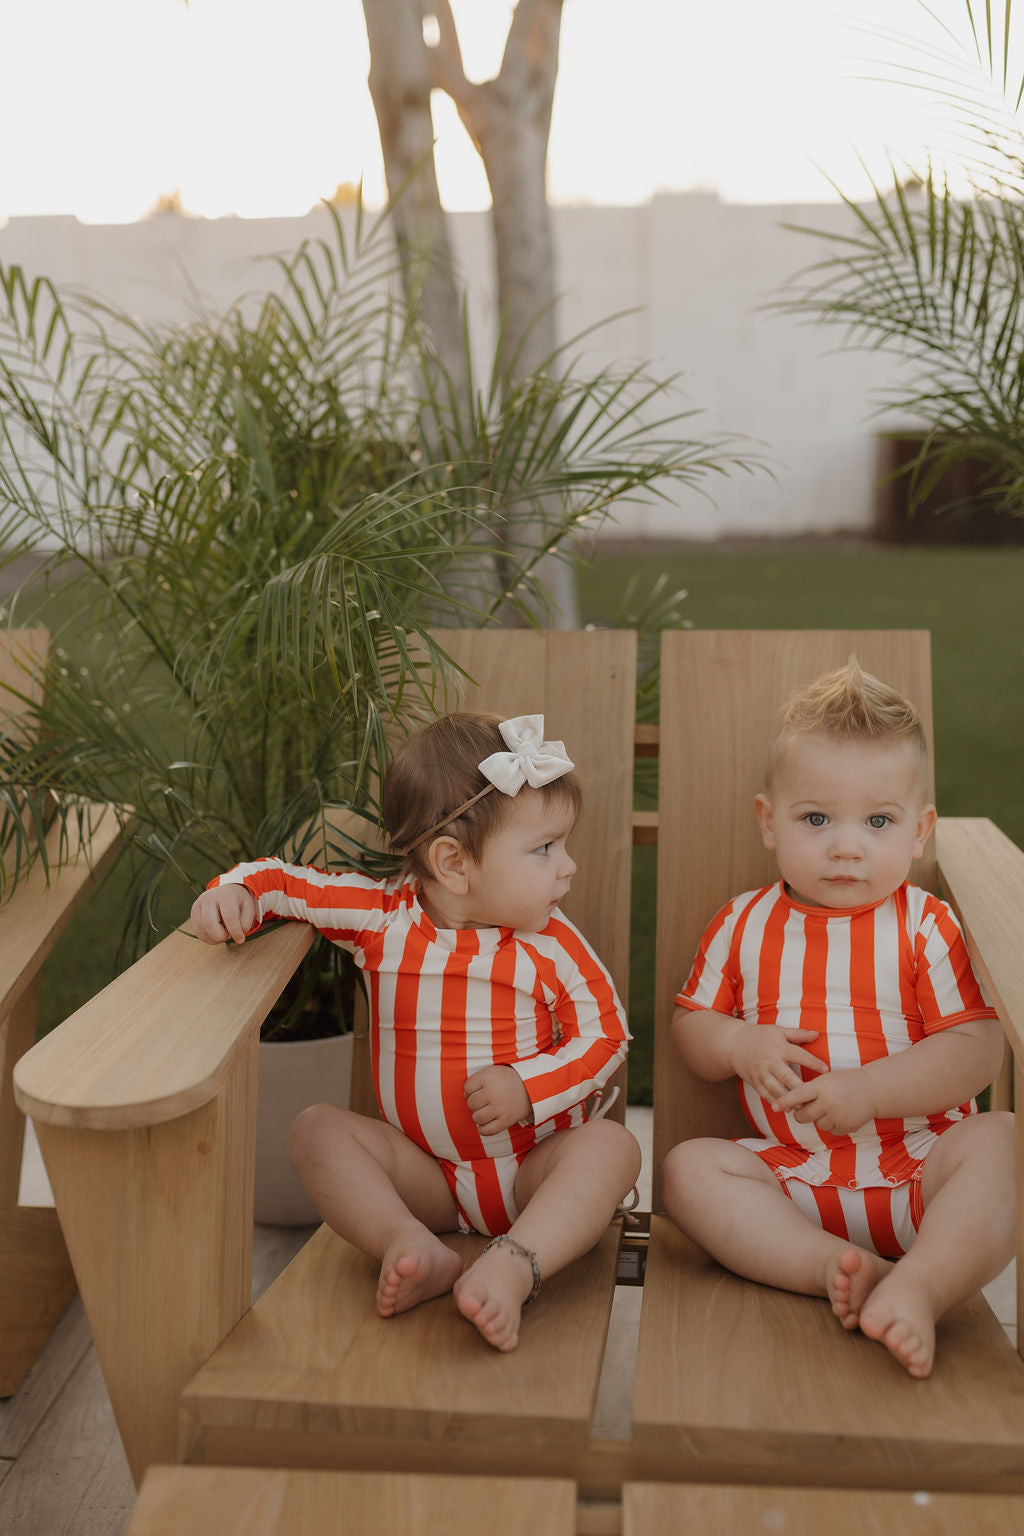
[383,711,583,882]
[766,657,928,785]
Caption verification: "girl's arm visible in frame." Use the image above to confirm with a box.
[191,883,258,944]
[773,1017,1004,1135]
[508,919,631,1126]
[201,856,388,947]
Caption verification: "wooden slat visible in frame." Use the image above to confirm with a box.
[14,921,312,1130]
[651,629,935,1195]
[623,1480,1024,1534]
[0,629,48,715]
[935,818,1024,1064]
[631,812,658,847]
[181,1211,622,1479]
[632,1217,1024,1492]
[128,1466,577,1536]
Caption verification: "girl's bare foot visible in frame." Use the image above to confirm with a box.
[858,1270,938,1379]
[453,1244,536,1352]
[825,1245,892,1331]
[377,1232,463,1318]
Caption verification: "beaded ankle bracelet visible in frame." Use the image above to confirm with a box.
[480,1233,542,1305]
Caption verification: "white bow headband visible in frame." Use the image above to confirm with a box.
[398,714,574,855]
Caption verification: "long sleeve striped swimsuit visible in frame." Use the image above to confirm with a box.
[213,859,630,1235]
[675,880,997,1255]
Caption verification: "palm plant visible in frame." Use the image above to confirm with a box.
[779,0,1024,523]
[0,203,748,1031]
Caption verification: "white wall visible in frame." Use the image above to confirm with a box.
[0,194,911,541]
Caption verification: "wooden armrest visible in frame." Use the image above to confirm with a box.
[935,817,1024,1061]
[13,920,313,1132]
[0,802,122,1019]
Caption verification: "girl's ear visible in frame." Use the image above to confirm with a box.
[754,793,776,851]
[425,835,471,894]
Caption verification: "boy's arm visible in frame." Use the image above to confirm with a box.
[673,1004,825,1102]
[773,1017,1005,1136]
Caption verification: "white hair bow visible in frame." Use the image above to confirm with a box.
[478,714,574,796]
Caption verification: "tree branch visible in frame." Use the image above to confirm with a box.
[426,1,471,104]
[498,0,562,99]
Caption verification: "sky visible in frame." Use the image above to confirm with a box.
[0,0,1015,225]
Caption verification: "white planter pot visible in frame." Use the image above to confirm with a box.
[254,1032,354,1226]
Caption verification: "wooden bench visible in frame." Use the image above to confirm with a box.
[12,627,1024,1516]
[631,630,1024,1493]
[0,628,121,1395]
[14,629,636,1485]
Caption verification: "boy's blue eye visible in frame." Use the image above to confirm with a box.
[535,842,551,855]
[867,814,890,829]
[805,813,827,827]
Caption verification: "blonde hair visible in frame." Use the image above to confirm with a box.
[383,710,583,882]
[766,658,928,785]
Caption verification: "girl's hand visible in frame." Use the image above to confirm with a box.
[730,1023,826,1104]
[464,1065,533,1136]
[190,885,258,945]
[773,1069,877,1136]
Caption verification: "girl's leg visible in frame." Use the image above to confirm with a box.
[858,1111,1015,1378]
[662,1137,891,1325]
[453,1118,642,1351]
[288,1104,463,1317]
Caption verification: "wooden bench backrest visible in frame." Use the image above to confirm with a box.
[1,628,51,855]
[652,630,934,1204]
[430,628,637,1012]
[0,627,49,729]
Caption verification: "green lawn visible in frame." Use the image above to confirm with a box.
[36,544,1024,1108]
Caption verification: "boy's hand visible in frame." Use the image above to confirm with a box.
[190,885,258,945]
[773,1069,877,1137]
[464,1065,533,1136]
[730,1023,826,1104]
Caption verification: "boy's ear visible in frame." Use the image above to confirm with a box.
[425,834,471,894]
[913,803,938,858]
[754,793,775,851]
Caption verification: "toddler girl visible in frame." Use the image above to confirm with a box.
[191,711,640,1352]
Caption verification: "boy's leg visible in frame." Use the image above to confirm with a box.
[288,1104,463,1317]
[662,1137,891,1324]
[453,1118,641,1352]
[858,1111,1015,1378]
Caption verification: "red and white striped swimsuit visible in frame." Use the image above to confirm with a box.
[214,860,630,1235]
[675,881,997,1255]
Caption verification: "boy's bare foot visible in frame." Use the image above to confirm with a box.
[377,1234,463,1318]
[826,1245,892,1331]
[453,1244,536,1352]
[858,1270,938,1379]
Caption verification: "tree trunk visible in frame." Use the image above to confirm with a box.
[363,0,577,624]
[432,0,562,384]
[361,0,466,389]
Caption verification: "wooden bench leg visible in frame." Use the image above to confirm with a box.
[33,1038,258,1484]
[0,977,77,1395]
